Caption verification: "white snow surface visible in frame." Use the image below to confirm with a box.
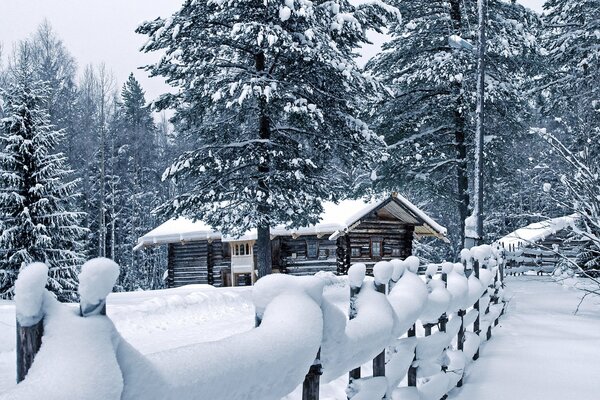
[448,276,600,400]
[2,276,599,399]
[14,263,48,326]
[2,292,124,400]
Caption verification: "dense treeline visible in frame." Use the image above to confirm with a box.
[0,0,598,296]
[0,22,175,297]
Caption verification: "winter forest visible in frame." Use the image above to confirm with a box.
[0,0,600,400]
[1,0,597,298]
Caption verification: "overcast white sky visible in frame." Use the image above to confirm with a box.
[0,0,546,103]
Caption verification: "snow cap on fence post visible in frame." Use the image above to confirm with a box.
[15,262,49,326]
[348,263,366,288]
[453,262,465,276]
[425,263,438,277]
[252,274,326,322]
[373,261,393,286]
[471,244,493,266]
[460,248,471,264]
[79,258,120,317]
[404,256,420,273]
[390,259,406,282]
[441,262,454,275]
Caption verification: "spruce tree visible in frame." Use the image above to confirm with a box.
[541,0,599,154]
[137,0,397,277]
[0,53,86,300]
[110,74,166,290]
[366,0,540,249]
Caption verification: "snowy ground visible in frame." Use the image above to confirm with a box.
[448,275,600,400]
[1,276,599,399]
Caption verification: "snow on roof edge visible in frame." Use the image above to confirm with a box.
[135,194,447,248]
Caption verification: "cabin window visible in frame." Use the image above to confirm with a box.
[351,247,361,258]
[391,248,402,257]
[232,241,253,257]
[306,240,319,259]
[371,238,383,258]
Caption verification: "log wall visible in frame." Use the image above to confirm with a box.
[280,235,338,276]
[168,240,231,288]
[338,219,414,275]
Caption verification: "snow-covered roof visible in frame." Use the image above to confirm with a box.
[497,214,579,249]
[135,194,447,249]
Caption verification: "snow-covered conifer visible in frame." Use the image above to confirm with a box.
[366,0,540,247]
[0,49,86,300]
[137,0,397,277]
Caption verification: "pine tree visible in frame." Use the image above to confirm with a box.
[366,0,540,249]
[540,0,599,154]
[137,0,397,277]
[109,74,166,290]
[0,48,86,300]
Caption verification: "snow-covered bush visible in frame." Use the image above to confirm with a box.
[536,128,600,279]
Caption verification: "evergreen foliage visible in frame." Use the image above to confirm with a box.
[137,0,398,275]
[366,0,540,252]
[0,50,85,300]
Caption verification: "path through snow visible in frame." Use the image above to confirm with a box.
[448,275,600,400]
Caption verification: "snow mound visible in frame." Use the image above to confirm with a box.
[3,294,123,400]
[120,292,323,400]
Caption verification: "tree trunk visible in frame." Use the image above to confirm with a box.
[450,0,470,248]
[473,0,487,245]
[255,50,272,279]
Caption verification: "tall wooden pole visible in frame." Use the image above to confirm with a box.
[473,0,487,246]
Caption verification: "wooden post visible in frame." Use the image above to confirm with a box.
[439,273,448,333]
[373,281,386,379]
[348,284,362,385]
[456,309,466,387]
[303,349,322,400]
[407,324,417,387]
[80,298,108,317]
[473,260,480,360]
[16,319,44,383]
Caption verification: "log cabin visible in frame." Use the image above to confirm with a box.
[135,194,448,287]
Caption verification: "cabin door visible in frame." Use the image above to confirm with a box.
[230,241,255,286]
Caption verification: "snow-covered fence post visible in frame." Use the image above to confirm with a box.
[373,262,392,380]
[348,263,366,385]
[439,268,449,334]
[78,258,120,317]
[302,349,322,400]
[473,258,481,361]
[15,263,49,383]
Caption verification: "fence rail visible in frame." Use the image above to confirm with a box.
[11,245,507,400]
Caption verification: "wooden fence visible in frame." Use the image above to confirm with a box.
[14,247,507,400]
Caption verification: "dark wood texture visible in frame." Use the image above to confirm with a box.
[348,285,362,384]
[373,282,386,379]
[407,324,417,386]
[280,235,337,276]
[473,260,480,360]
[168,240,230,288]
[302,350,322,400]
[16,319,44,383]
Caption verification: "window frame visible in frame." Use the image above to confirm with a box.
[306,240,319,259]
[370,237,383,259]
